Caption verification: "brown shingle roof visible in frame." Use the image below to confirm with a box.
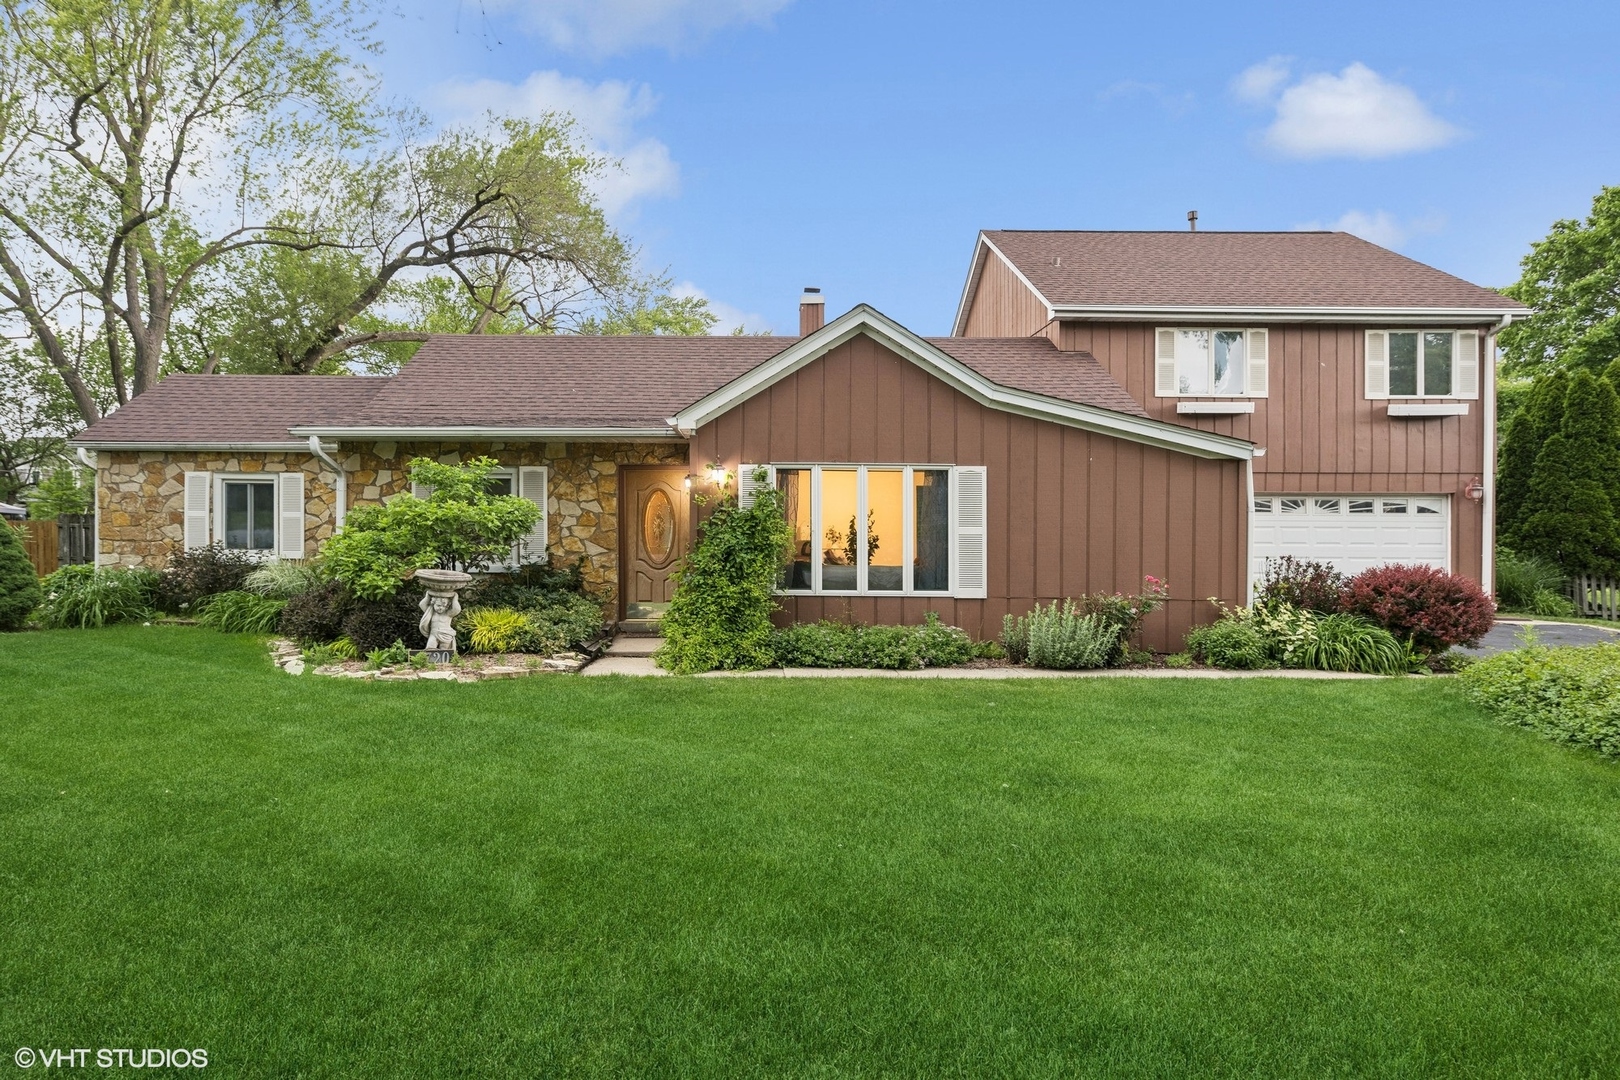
[926,337,1146,417]
[74,375,390,445]
[70,329,1149,445]
[980,230,1526,312]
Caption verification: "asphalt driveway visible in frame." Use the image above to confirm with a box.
[1462,619,1620,656]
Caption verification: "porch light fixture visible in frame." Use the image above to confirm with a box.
[708,466,729,487]
[1464,476,1484,503]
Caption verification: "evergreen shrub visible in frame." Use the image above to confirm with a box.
[771,614,974,670]
[0,524,42,630]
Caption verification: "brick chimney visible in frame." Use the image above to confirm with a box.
[799,287,825,336]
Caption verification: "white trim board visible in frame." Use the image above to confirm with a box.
[287,425,684,441]
[671,304,1255,462]
[950,233,1057,337]
[1387,403,1470,417]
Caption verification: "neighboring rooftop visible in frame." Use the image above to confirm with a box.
[70,329,1149,445]
[962,230,1527,328]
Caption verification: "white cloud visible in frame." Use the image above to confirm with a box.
[485,0,794,57]
[1097,80,1196,116]
[1294,209,1447,250]
[672,281,772,335]
[1255,62,1460,159]
[435,70,678,216]
[1231,56,1292,103]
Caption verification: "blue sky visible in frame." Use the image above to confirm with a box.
[376,0,1620,334]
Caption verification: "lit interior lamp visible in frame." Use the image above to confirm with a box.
[708,466,729,487]
[1464,477,1485,502]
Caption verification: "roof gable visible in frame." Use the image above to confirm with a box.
[954,230,1528,333]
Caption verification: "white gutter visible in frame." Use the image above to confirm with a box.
[1049,304,1529,325]
[307,436,347,531]
[287,425,683,442]
[69,441,312,452]
[77,447,100,566]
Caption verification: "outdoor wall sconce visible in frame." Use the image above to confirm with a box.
[1464,476,1485,503]
[708,466,729,487]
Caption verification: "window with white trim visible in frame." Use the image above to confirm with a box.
[774,465,958,595]
[220,479,277,551]
[1365,329,1480,399]
[1155,328,1269,398]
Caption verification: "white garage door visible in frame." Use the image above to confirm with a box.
[1251,494,1450,586]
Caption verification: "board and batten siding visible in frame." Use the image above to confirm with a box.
[958,249,1053,339]
[1050,321,1492,585]
[689,333,1246,651]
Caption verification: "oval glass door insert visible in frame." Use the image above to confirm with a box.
[643,488,675,563]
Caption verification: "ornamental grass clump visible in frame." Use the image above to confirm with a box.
[1294,613,1411,675]
[1461,640,1620,758]
[32,565,158,629]
[0,523,42,631]
[196,591,287,634]
[656,467,793,674]
[244,561,324,600]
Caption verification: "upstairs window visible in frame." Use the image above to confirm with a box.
[1155,328,1269,398]
[1365,330,1480,400]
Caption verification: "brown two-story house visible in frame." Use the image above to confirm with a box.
[71,230,1526,651]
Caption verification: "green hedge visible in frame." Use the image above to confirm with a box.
[1460,643,1620,758]
[773,614,974,670]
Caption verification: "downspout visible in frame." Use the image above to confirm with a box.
[76,447,99,566]
[1244,454,1257,606]
[307,436,347,531]
[1481,314,1512,598]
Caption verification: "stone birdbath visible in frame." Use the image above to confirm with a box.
[412,568,473,663]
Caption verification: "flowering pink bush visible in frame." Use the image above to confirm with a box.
[1341,564,1495,653]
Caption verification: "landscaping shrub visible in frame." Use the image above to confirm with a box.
[1001,578,1167,666]
[470,558,588,609]
[465,608,531,653]
[1186,617,1269,670]
[772,614,974,670]
[1342,564,1495,654]
[340,592,424,655]
[278,580,352,644]
[1461,641,1620,758]
[196,591,288,634]
[1293,613,1411,675]
[657,467,793,674]
[528,592,606,651]
[1495,547,1566,611]
[1247,602,1321,666]
[244,561,324,600]
[301,637,358,666]
[33,564,158,629]
[1258,556,1347,615]
[322,456,541,599]
[364,640,412,669]
[0,523,42,631]
[1010,600,1120,670]
[154,543,256,613]
[1531,588,1578,618]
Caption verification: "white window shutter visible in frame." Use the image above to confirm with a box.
[410,479,429,499]
[1154,329,1178,397]
[277,471,306,559]
[183,472,211,550]
[1246,329,1269,397]
[953,465,988,599]
[517,466,548,562]
[737,464,772,508]
[1455,331,1480,399]
[1365,331,1389,400]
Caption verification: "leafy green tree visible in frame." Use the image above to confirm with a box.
[1501,186,1620,376]
[26,467,91,519]
[1517,372,1620,575]
[0,519,42,629]
[0,346,97,504]
[575,277,719,336]
[656,468,793,674]
[1496,370,1569,544]
[321,457,540,599]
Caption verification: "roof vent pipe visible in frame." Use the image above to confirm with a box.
[799,287,825,336]
[1188,210,1198,232]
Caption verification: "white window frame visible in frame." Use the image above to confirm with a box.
[1374,329,1471,399]
[1155,327,1269,399]
[774,464,957,597]
[213,474,281,559]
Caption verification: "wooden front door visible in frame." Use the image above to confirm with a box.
[620,467,689,622]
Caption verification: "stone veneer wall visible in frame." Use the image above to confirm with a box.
[95,441,687,613]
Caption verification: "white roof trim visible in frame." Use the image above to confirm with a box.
[671,304,1253,461]
[69,440,311,452]
[950,233,1056,336]
[1051,304,1529,324]
[286,425,683,441]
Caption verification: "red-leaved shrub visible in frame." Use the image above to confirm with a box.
[1341,564,1495,653]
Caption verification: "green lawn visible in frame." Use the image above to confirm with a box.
[2,627,1618,1078]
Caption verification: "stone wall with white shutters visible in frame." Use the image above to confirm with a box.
[93,441,688,613]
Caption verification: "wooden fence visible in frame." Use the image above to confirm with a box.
[1567,574,1620,621]
[6,514,95,578]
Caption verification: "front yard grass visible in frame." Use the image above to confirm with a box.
[2,626,1618,1078]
